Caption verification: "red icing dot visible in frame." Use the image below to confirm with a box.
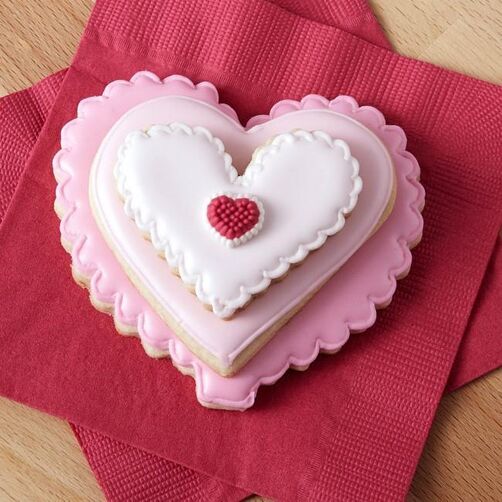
[207,195,261,242]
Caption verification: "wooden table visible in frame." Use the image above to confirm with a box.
[0,1,501,500]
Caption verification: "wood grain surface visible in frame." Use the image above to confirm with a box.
[0,1,501,500]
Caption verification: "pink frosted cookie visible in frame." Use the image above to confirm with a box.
[54,72,424,409]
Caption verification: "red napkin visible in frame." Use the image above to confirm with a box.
[266,0,392,49]
[2,3,499,500]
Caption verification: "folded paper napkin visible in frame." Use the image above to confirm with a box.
[0,0,501,500]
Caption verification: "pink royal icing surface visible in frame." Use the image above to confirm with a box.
[54,72,424,410]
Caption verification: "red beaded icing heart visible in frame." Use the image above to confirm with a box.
[207,194,264,247]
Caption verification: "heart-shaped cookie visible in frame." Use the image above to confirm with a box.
[55,72,423,406]
[89,92,395,376]
[114,124,361,318]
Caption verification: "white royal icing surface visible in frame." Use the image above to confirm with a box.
[114,123,362,318]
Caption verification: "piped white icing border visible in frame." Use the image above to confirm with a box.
[206,192,265,248]
[114,123,362,318]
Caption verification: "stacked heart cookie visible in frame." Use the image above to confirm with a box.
[54,72,424,409]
